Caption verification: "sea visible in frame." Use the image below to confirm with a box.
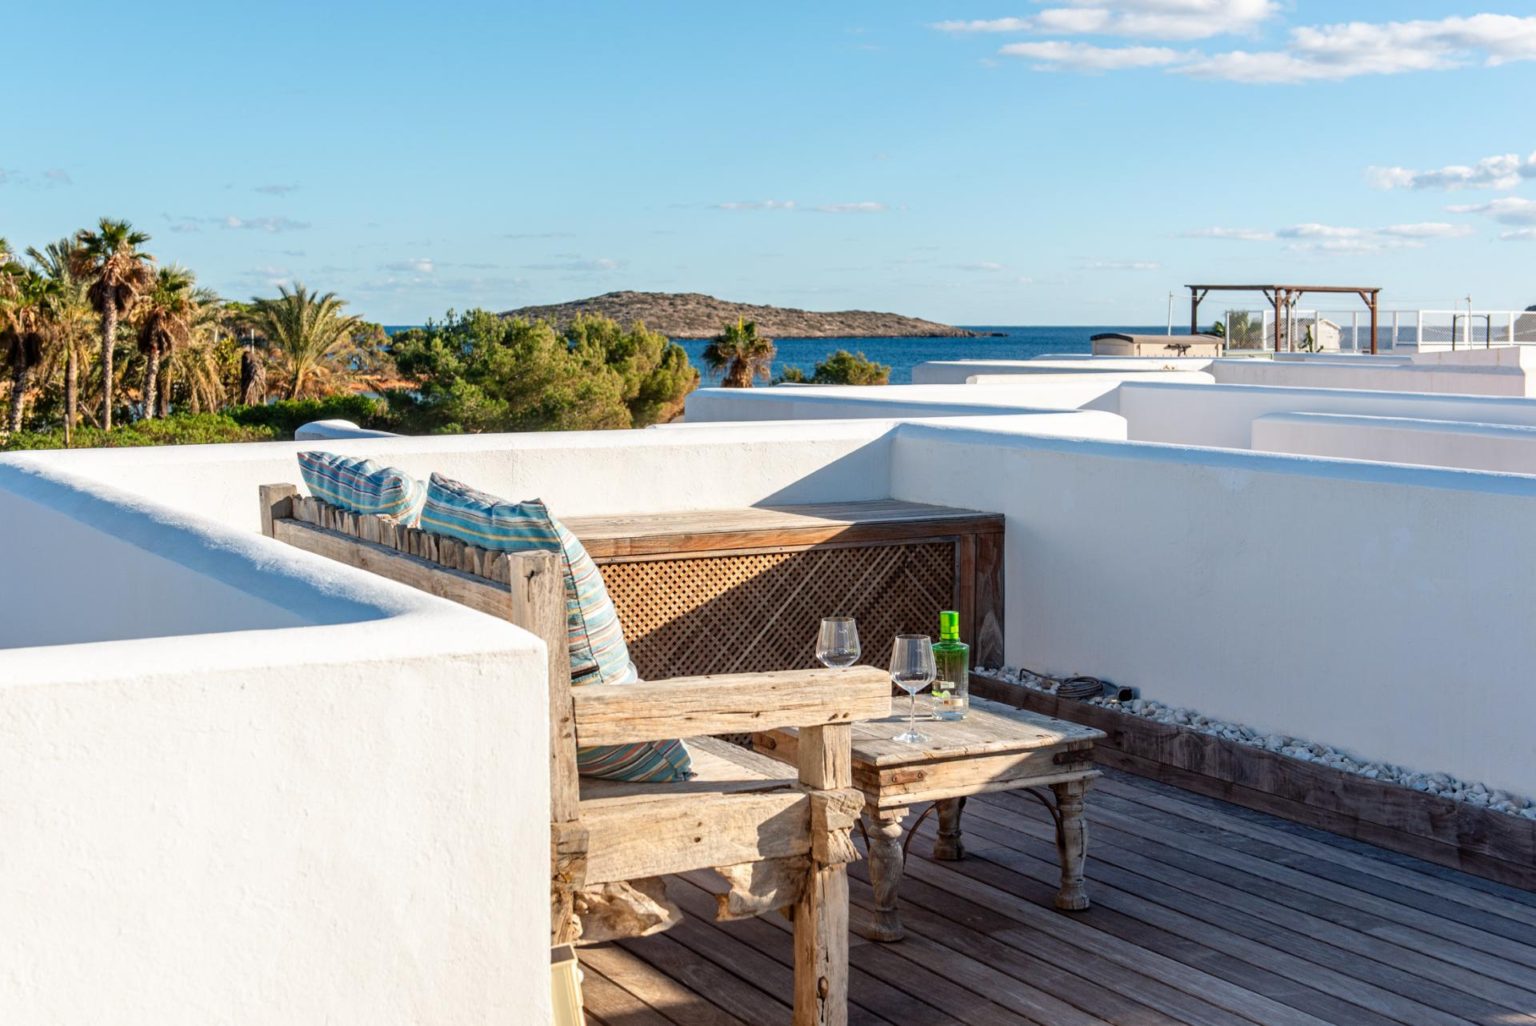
[676,326,1165,386]
[383,324,1168,387]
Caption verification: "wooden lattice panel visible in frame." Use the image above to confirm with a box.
[598,542,957,680]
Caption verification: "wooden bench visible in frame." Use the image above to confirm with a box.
[259,485,890,1026]
[563,500,1006,678]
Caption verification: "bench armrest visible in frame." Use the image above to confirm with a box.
[572,667,890,747]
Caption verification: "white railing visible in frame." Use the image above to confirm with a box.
[1219,307,1536,352]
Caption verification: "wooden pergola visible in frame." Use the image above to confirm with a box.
[1188,283,1382,354]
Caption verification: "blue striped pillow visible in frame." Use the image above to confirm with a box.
[421,473,693,783]
[298,452,426,524]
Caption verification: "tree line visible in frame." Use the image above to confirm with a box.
[1,219,890,450]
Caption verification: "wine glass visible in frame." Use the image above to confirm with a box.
[889,634,936,744]
[816,616,860,668]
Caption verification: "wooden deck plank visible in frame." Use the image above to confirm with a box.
[972,791,1536,1022]
[1092,772,1536,931]
[580,943,753,1026]
[668,873,1002,1026]
[588,770,1535,1026]
[582,962,682,1026]
[1061,786,1536,970]
[954,802,1482,1026]
[1076,786,1536,1000]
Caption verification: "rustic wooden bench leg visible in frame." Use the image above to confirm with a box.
[793,860,849,1026]
[861,807,907,942]
[933,797,966,861]
[1051,779,1091,911]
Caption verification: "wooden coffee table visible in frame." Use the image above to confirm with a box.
[754,696,1104,942]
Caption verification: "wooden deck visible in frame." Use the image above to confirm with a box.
[580,768,1536,1026]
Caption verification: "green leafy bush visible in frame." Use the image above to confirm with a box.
[774,350,890,386]
[386,311,698,434]
[228,394,385,436]
[1,413,280,451]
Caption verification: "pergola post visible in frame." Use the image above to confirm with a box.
[1369,290,1379,355]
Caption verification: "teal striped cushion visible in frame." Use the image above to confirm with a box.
[421,473,693,783]
[298,452,426,524]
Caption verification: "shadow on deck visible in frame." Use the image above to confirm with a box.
[580,768,1536,1026]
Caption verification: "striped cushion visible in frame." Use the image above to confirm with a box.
[421,473,693,783]
[298,452,426,524]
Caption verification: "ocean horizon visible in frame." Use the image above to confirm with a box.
[385,324,1167,386]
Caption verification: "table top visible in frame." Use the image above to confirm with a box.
[766,696,1105,768]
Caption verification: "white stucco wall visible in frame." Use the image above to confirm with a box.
[0,465,552,1024]
[891,423,1536,796]
[1208,357,1533,396]
[685,378,1208,420]
[911,358,1214,384]
[11,422,898,534]
[1252,412,1536,474]
[1115,380,1536,450]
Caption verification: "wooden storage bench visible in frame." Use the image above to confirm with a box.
[563,500,1005,678]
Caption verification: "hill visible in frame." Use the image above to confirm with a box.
[498,291,975,338]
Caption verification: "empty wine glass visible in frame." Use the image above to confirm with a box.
[889,634,936,744]
[816,616,861,668]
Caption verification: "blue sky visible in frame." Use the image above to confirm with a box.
[4,1,1535,325]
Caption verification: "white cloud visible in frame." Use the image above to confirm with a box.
[522,256,622,272]
[384,258,434,274]
[1178,14,1536,83]
[814,201,888,213]
[1447,196,1536,225]
[254,183,299,196]
[1367,151,1536,191]
[1000,41,1186,70]
[936,1,1278,41]
[958,260,1005,271]
[1377,222,1475,239]
[223,215,310,233]
[715,199,797,211]
[954,11,1536,83]
[1082,259,1161,270]
[1500,228,1536,241]
[1183,226,1273,240]
[1276,223,1365,239]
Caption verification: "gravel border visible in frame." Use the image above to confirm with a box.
[982,666,1536,822]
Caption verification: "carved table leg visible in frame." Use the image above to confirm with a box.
[933,797,966,861]
[861,806,908,942]
[1051,778,1092,911]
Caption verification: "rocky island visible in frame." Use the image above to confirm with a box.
[499,291,976,338]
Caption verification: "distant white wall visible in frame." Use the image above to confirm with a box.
[1116,380,1536,449]
[11,422,898,534]
[891,423,1536,796]
[685,378,1207,419]
[0,465,552,1025]
[1209,357,1534,396]
[911,358,1213,384]
[1252,412,1536,474]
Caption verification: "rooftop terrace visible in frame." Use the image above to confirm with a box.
[587,769,1536,1026]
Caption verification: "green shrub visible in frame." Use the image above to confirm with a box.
[228,394,385,436]
[774,350,890,386]
[1,413,281,451]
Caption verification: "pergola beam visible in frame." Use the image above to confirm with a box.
[1186,282,1383,355]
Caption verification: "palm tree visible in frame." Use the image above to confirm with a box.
[247,283,363,399]
[702,318,776,388]
[72,218,154,430]
[1,270,61,433]
[28,239,97,443]
[159,288,228,416]
[135,266,198,420]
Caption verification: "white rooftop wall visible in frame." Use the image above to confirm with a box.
[1114,380,1536,450]
[1252,412,1536,474]
[685,380,1201,420]
[911,358,1214,384]
[891,423,1536,796]
[0,463,552,1024]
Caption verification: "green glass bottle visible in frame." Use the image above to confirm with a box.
[932,610,969,720]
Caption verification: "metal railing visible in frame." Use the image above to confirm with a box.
[1219,308,1536,353]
